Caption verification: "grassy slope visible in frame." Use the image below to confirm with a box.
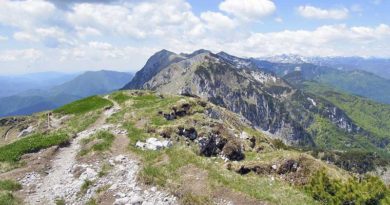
[109,91,327,204]
[54,96,113,115]
[315,70,390,104]
[304,82,390,151]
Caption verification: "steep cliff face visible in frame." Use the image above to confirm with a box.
[123,50,365,147]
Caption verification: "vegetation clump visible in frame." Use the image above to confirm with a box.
[54,96,113,115]
[306,170,390,204]
[79,131,115,156]
[0,132,69,162]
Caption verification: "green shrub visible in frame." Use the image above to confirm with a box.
[54,96,113,115]
[0,180,22,191]
[306,170,390,204]
[0,132,69,162]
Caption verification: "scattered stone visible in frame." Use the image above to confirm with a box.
[136,138,172,150]
[79,168,98,181]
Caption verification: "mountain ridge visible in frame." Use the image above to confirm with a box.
[123,49,372,150]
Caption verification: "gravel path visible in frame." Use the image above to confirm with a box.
[20,97,177,205]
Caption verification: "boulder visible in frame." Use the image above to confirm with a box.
[136,138,172,150]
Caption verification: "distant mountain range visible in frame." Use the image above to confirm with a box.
[258,55,390,79]
[0,70,133,117]
[0,72,78,98]
[252,59,390,104]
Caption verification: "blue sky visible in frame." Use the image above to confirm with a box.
[0,0,389,74]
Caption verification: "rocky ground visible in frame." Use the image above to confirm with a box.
[17,98,177,205]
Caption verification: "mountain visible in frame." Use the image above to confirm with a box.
[0,70,133,117]
[0,72,78,97]
[251,59,390,104]
[51,70,133,97]
[259,55,390,79]
[0,90,388,204]
[123,50,386,155]
[303,82,390,150]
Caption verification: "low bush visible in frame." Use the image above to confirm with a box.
[306,170,390,204]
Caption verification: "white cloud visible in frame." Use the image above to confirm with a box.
[234,24,390,57]
[0,49,42,62]
[0,35,8,41]
[13,32,39,42]
[0,0,56,29]
[274,17,283,23]
[66,0,202,39]
[75,26,102,38]
[298,5,348,20]
[219,0,276,21]
[200,11,236,31]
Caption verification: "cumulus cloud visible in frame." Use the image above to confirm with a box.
[0,0,57,29]
[219,0,276,21]
[66,0,202,39]
[236,24,390,57]
[200,11,236,31]
[298,5,348,20]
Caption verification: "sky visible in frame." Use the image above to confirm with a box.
[0,0,389,74]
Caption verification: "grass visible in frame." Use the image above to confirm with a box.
[54,95,113,115]
[0,192,19,205]
[136,145,318,205]
[98,162,112,177]
[79,131,115,156]
[0,180,21,205]
[0,180,21,191]
[0,132,69,162]
[55,198,66,205]
[110,91,132,104]
[79,180,93,195]
[181,193,213,205]
[64,111,101,133]
[85,198,98,205]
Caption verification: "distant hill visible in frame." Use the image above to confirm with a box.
[0,70,133,117]
[0,72,78,97]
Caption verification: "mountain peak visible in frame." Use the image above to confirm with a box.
[181,49,212,58]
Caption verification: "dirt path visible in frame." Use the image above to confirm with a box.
[22,97,120,205]
[20,96,177,205]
